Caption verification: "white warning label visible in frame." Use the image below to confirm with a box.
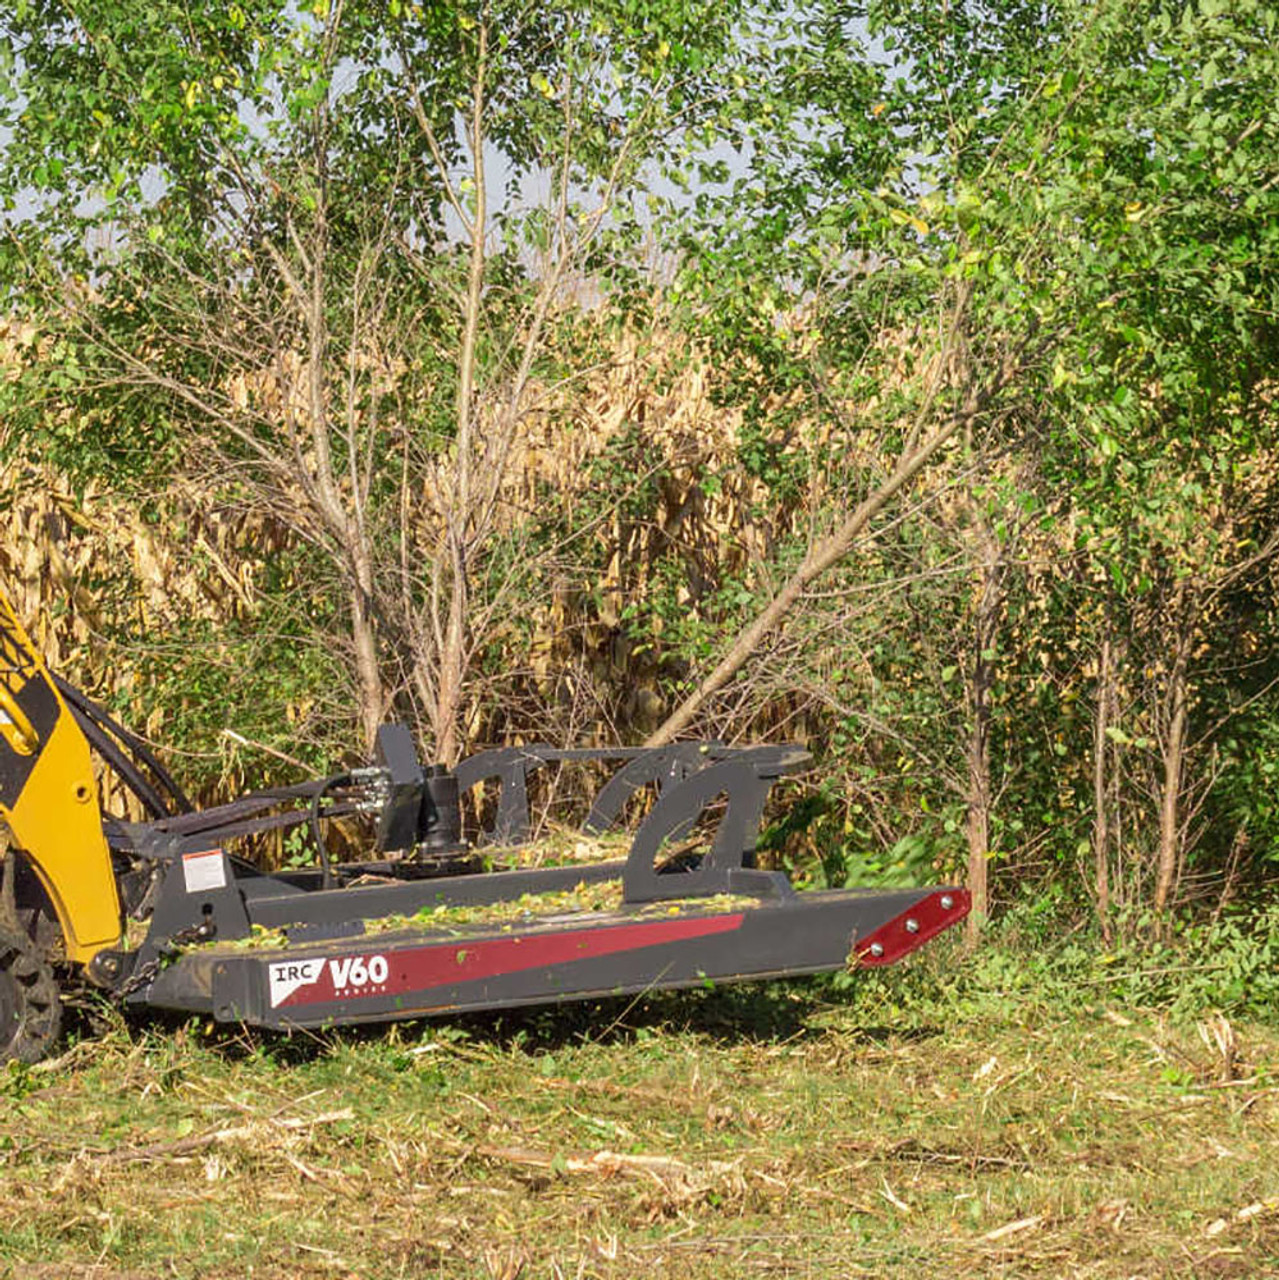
[182,849,227,894]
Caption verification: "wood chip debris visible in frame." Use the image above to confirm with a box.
[983,1215,1045,1242]
[479,1143,735,1182]
[879,1178,912,1214]
[1205,1194,1279,1236]
[87,1107,356,1166]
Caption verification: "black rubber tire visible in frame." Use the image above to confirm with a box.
[0,920,62,1065]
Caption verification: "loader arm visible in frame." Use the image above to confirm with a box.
[0,592,121,964]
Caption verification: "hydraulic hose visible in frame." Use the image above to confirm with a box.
[65,701,173,820]
[53,675,193,814]
[309,772,352,890]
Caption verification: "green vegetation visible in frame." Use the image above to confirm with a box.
[0,0,1275,930]
[4,0,1277,934]
[189,883,761,954]
[3,2,1278,1271]
[3,923,1278,1278]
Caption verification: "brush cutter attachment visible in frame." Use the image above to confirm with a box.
[93,735,970,1031]
[1,581,966,1060]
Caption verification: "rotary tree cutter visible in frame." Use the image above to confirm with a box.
[0,590,969,1063]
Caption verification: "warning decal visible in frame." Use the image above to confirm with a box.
[182,849,228,894]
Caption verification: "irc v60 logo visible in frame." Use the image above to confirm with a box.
[268,953,390,1007]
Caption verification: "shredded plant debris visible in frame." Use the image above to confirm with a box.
[4,976,1277,1279]
[183,882,757,954]
[484,823,634,869]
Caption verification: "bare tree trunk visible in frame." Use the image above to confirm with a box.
[965,775,989,942]
[399,30,654,764]
[1091,632,1114,940]
[964,519,1003,941]
[1154,638,1190,914]
[640,308,1053,751]
[299,58,384,753]
[434,23,489,768]
[348,570,383,752]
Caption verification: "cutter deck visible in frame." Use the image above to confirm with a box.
[141,882,969,1029]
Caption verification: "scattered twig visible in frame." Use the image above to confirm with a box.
[90,1107,354,1166]
[983,1214,1044,1242]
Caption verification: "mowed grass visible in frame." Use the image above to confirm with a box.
[1,965,1277,1280]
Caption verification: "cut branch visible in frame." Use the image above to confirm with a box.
[643,356,1028,748]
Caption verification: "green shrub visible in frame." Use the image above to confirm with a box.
[828,899,1279,1028]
